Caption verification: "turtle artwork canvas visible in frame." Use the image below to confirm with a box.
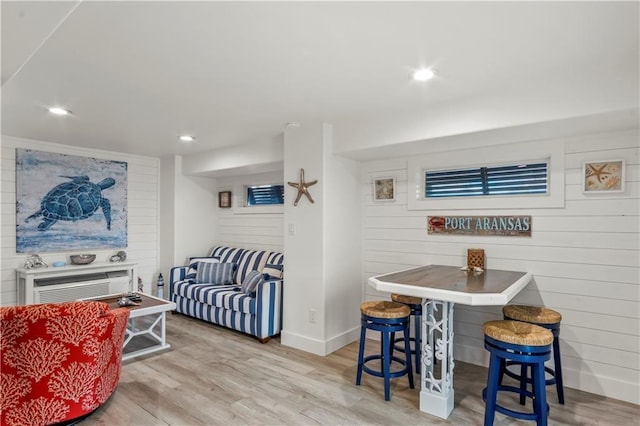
[16,149,128,253]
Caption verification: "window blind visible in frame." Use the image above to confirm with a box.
[425,162,548,198]
[247,184,285,205]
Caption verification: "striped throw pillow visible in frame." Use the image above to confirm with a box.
[262,263,283,280]
[240,270,264,295]
[186,257,220,280]
[196,262,236,285]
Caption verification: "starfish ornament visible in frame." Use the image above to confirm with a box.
[287,168,317,206]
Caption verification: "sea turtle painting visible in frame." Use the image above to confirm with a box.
[26,175,116,231]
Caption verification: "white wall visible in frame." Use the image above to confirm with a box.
[169,156,218,265]
[182,137,283,176]
[1,136,161,304]
[215,170,284,254]
[282,124,325,352]
[322,124,362,352]
[159,155,176,286]
[361,128,639,404]
[281,123,362,355]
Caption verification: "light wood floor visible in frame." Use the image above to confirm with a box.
[85,313,638,425]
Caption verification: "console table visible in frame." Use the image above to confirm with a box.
[17,261,136,304]
[369,264,532,419]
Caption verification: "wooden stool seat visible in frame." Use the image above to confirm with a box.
[360,300,410,319]
[502,304,565,405]
[391,293,422,306]
[484,320,554,346]
[482,320,553,426]
[356,301,414,401]
[502,305,562,324]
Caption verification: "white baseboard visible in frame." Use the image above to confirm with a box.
[281,326,360,356]
[325,326,360,354]
[281,330,326,355]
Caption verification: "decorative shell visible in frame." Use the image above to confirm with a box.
[70,254,96,265]
[109,250,127,262]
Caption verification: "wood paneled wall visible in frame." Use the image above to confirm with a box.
[361,129,639,404]
[0,136,160,305]
[215,171,284,254]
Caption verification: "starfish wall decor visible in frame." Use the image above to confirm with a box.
[287,168,317,206]
[584,160,624,192]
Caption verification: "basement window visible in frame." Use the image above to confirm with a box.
[246,184,285,206]
[406,140,565,210]
[425,161,548,198]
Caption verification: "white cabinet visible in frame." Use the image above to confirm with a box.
[16,261,137,305]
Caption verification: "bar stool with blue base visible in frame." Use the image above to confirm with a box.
[483,320,553,426]
[356,300,414,401]
[502,305,564,405]
[390,293,422,374]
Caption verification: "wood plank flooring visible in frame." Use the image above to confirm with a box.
[85,314,639,425]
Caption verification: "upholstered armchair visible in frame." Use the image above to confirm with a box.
[0,301,129,426]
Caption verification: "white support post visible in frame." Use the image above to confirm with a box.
[420,299,455,419]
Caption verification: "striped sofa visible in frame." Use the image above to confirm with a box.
[169,246,284,342]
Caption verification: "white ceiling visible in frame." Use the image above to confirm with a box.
[2,1,638,160]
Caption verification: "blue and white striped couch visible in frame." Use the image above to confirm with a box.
[169,246,284,342]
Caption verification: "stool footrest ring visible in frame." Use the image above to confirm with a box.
[362,355,410,379]
[393,337,418,353]
[504,361,559,386]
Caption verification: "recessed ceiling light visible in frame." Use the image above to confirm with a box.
[48,107,71,115]
[179,135,195,142]
[411,68,436,82]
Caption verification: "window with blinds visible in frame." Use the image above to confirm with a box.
[246,184,285,206]
[425,161,548,198]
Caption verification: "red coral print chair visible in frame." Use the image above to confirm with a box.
[0,301,129,426]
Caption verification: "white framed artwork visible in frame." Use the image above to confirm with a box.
[372,177,396,202]
[583,160,625,193]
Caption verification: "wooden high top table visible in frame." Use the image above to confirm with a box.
[369,265,532,419]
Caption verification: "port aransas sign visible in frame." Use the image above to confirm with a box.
[427,216,532,237]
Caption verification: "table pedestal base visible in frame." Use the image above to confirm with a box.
[420,299,455,419]
[420,388,454,419]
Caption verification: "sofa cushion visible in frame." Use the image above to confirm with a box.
[235,250,270,284]
[196,262,236,284]
[186,257,219,280]
[209,246,230,258]
[266,251,284,267]
[173,281,256,314]
[241,270,264,296]
[218,248,246,264]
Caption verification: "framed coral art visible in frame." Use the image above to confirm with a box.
[583,160,625,193]
[16,149,128,253]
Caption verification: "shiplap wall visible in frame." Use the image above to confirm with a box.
[0,136,160,305]
[215,171,284,254]
[362,128,639,404]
